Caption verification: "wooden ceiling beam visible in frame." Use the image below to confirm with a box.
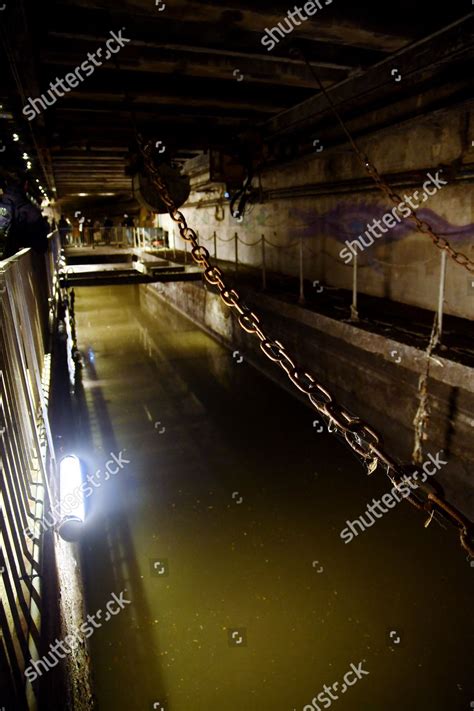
[265,14,474,137]
[40,45,349,87]
[48,0,416,53]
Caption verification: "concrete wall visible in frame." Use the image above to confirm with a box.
[141,280,474,523]
[160,101,474,320]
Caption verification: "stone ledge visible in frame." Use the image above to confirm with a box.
[253,292,474,393]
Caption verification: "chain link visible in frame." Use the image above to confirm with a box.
[138,136,474,557]
[298,49,474,274]
[364,160,474,272]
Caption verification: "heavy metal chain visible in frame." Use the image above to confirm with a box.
[365,162,474,273]
[138,137,474,558]
[299,52,474,273]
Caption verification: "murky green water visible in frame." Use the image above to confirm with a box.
[70,284,472,711]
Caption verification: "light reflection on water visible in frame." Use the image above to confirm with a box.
[71,284,473,711]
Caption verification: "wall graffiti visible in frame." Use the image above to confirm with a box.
[292,204,474,247]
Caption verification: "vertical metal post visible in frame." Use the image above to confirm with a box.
[437,250,447,340]
[298,237,305,304]
[234,232,239,275]
[261,235,266,291]
[213,231,217,259]
[184,237,187,264]
[350,252,359,321]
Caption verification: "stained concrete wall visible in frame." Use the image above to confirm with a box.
[141,280,474,524]
[160,101,474,320]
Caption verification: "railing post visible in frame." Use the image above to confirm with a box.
[437,250,447,341]
[234,232,239,275]
[298,236,305,304]
[184,237,187,264]
[350,252,359,321]
[261,234,266,291]
[213,230,217,259]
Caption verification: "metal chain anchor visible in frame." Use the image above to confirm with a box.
[138,136,474,557]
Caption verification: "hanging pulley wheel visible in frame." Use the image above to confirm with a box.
[132,163,190,214]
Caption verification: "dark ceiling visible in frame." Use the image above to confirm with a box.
[1,1,473,208]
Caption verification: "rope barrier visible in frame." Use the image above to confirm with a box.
[196,234,443,270]
[196,233,214,242]
[237,238,262,247]
[176,233,444,277]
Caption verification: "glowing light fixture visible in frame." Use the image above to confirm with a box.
[58,455,85,542]
[12,133,19,142]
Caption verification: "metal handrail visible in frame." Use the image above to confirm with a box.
[64,226,168,250]
[0,232,61,709]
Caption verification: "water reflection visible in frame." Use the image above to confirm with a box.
[71,284,473,711]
